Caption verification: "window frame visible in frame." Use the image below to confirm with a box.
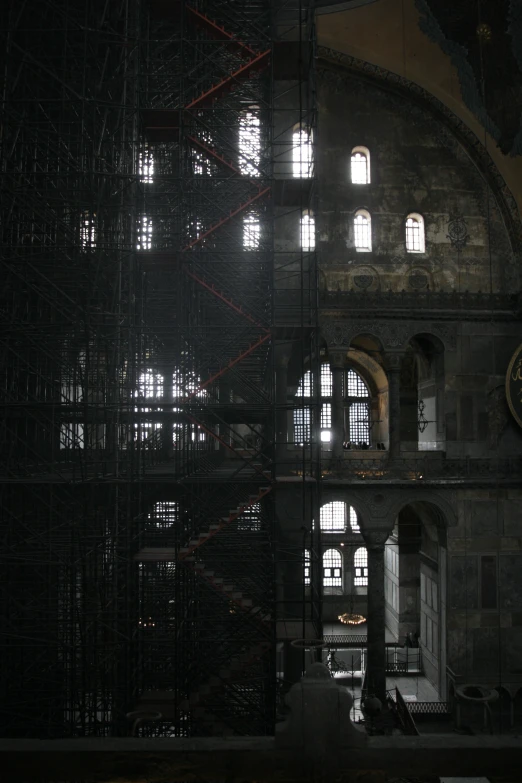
[350,146,371,185]
[405,212,425,254]
[323,548,343,588]
[353,208,372,252]
[292,126,313,179]
[344,368,371,447]
[354,546,368,587]
[300,210,315,251]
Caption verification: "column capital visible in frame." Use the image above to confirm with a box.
[360,528,390,549]
[384,351,404,373]
[329,350,346,369]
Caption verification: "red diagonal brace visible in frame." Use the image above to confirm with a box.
[178,486,272,560]
[185,50,270,110]
[182,186,270,251]
[186,6,257,59]
[185,333,270,400]
[187,134,242,177]
[184,268,267,330]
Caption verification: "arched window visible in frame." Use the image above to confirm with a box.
[292,127,313,178]
[351,146,370,184]
[405,213,425,253]
[354,547,368,586]
[300,211,315,250]
[354,209,371,252]
[323,549,342,587]
[345,369,371,446]
[304,549,311,585]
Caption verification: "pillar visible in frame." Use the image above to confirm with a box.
[386,352,403,459]
[275,346,291,469]
[362,528,389,705]
[329,350,345,459]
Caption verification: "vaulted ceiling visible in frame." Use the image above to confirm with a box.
[417,0,522,155]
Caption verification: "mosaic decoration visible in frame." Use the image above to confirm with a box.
[447,212,470,250]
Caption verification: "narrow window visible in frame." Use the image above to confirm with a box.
[292,128,313,178]
[80,211,96,248]
[351,146,370,184]
[239,109,261,178]
[354,547,368,586]
[320,501,346,533]
[243,212,260,249]
[405,213,425,253]
[323,549,342,587]
[304,549,311,585]
[320,362,333,396]
[139,145,154,183]
[137,216,153,250]
[345,369,371,446]
[294,407,311,445]
[354,209,372,252]
[300,212,315,250]
[320,403,332,442]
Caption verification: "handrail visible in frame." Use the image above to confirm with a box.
[395,687,420,735]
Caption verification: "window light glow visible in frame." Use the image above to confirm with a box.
[405,213,425,253]
[139,146,154,183]
[304,549,311,585]
[80,212,96,248]
[351,147,370,185]
[239,110,261,178]
[243,212,260,249]
[148,501,179,528]
[320,501,346,533]
[354,210,371,252]
[137,216,152,250]
[300,213,315,250]
[354,546,368,586]
[323,548,342,588]
[292,129,313,178]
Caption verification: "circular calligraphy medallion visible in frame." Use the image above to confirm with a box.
[506,343,522,429]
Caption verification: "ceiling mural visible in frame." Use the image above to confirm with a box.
[415,0,522,155]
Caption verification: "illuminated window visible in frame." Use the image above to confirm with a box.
[351,146,370,184]
[292,128,313,178]
[60,422,84,449]
[304,549,311,585]
[345,369,371,446]
[320,501,346,533]
[294,407,311,445]
[300,212,315,250]
[405,213,425,253]
[148,501,179,528]
[239,109,261,178]
[294,363,332,444]
[349,506,361,533]
[354,209,371,252]
[354,547,368,586]
[237,503,261,532]
[139,145,154,183]
[323,549,342,587]
[243,212,260,249]
[137,216,152,250]
[138,370,163,399]
[80,212,96,249]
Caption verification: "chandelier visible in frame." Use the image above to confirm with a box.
[338,612,366,626]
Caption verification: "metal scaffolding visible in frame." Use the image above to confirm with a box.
[0,0,320,738]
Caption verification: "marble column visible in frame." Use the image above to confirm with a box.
[386,353,403,459]
[362,528,389,705]
[329,351,345,459]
